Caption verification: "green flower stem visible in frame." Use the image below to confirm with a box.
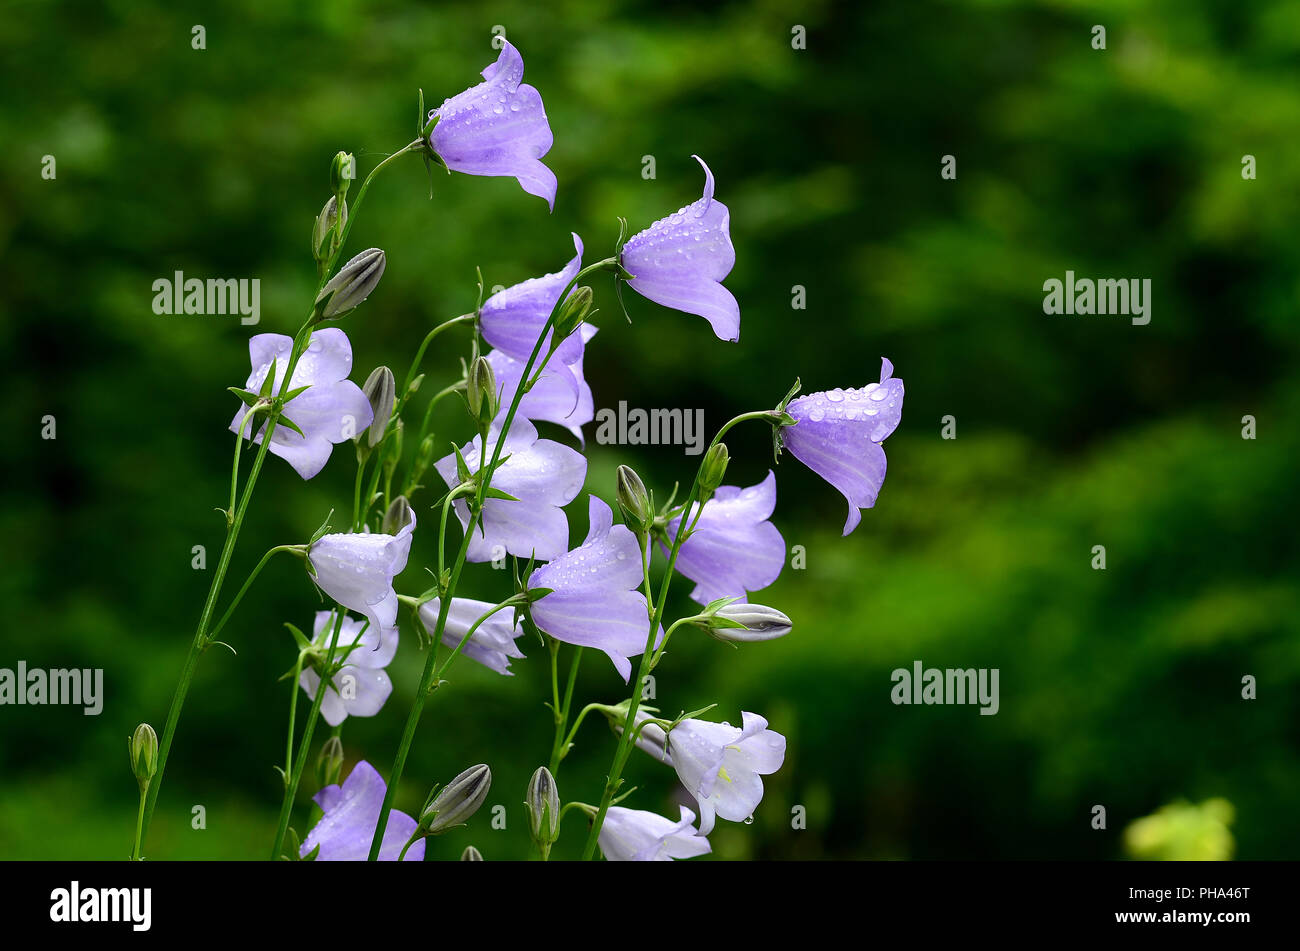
[399,313,476,410]
[139,143,418,855]
[367,258,618,860]
[130,784,148,860]
[352,453,368,528]
[549,645,584,774]
[269,608,346,859]
[206,545,297,644]
[140,318,315,850]
[283,646,311,776]
[579,410,775,860]
[326,141,422,275]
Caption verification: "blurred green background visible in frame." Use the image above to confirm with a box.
[2,0,1298,860]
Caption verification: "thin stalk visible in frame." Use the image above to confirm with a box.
[579,411,775,860]
[367,258,618,860]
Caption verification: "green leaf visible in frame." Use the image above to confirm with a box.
[227,387,263,409]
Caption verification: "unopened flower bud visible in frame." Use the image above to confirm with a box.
[409,433,437,485]
[466,356,499,430]
[700,442,729,494]
[315,735,344,789]
[312,195,347,263]
[382,496,413,537]
[129,723,158,788]
[700,602,792,643]
[461,845,484,861]
[314,248,385,321]
[525,766,561,854]
[420,764,492,835]
[358,366,396,450]
[330,151,356,198]
[553,285,593,340]
[616,465,654,535]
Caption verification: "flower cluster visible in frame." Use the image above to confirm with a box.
[134,36,904,865]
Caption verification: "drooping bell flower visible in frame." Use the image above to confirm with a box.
[419,597,526,676]
[427,40,557,209]
[527,496,658,681]
[307,504,416,636]
[485,324,597,442]
[598,805,711,862]
[301,760,424,861]
[663,470,785,605]
[434,417,585,563]
[621,155,739,342]
[667,711,786,835]
[479,233,587,402]
[228,328,372,480]
[782,357,904,535]
[298,611,398,727]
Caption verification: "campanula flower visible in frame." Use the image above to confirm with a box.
[434,417,585,563]
[301,760,424,861]
[479,233,588,401]
[663,470,784,605]
[621,155,739,342]
[228,328,372,480]
[485,324,597,442]
[598,805,711,862]
[307,504,416,636]
[428,40,557,209]
[782,358,904,535]
[419,597,526,676]
[668,711,786,835]
[298,611,397,727]
[528,496,659,681]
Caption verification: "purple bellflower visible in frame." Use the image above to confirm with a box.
[419,597,527,676]
[479,233,587,398]
[528,496,659,682]
[668,711,786,835]
[298,611,397,727]
[621,155,739,343]
[434,417,585,563]
[301,759,424,861]
[486,323,597,442]
[229,328,372,480]
[598,805,711,862]
[663,470,784,605]
[428,40,557,209]
[782,357,904,535]
[307,504,417,637]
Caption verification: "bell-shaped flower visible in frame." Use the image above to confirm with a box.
[298,611,398,727]
[621,155,739,343]
[783,357,904,535]
[663,470,784,605]
[307,504,416,636]
[485,325,597,442]
[228,328,372,480]
[598,805,711,862]
[434,417,585,563]
[528,496,658,681]
[479,233,587,399]
[301,760,423,861]
[668,711,786,835]
[419,597,526,676]
[427,40,557,209]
